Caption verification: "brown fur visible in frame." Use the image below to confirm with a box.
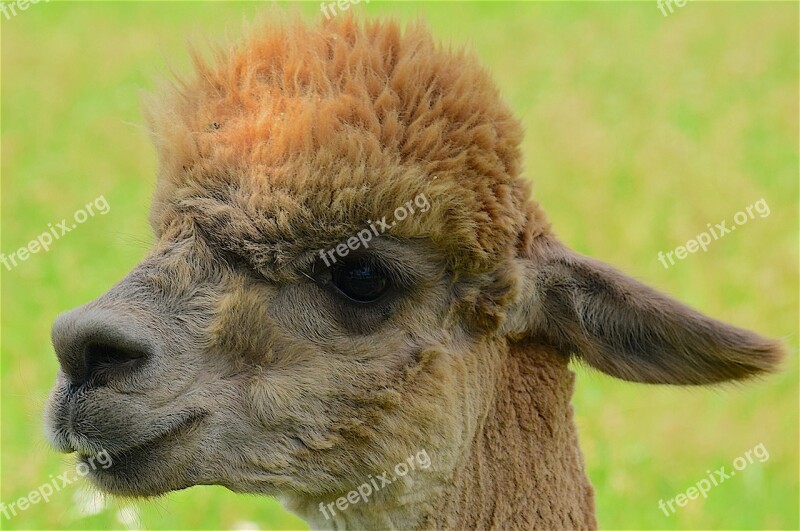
[45,14,783,530]
[424,344,596,530]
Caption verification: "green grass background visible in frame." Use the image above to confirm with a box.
[2,1,797,529]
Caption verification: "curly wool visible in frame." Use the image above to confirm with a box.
[143,15,549,280]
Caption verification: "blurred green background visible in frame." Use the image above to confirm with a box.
[2,1,797,529]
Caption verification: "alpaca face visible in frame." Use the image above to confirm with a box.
[45,189,501,498]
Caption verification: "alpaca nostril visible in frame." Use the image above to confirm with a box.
[52,307,155,387]
[78,334,152,386]
[85,341,148,374]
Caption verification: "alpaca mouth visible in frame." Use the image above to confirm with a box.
[80,411,208,463]
[74,411,209,496]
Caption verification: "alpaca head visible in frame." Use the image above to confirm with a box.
[45,15,782,523]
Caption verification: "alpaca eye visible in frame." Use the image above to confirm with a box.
[330,258,389,303]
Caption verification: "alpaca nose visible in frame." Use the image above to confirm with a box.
[52,306,154,387]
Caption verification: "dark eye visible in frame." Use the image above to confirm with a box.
[330,258,390,303]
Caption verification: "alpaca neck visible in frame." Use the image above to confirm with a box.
[287,343,596,530]
[423,343,597,529]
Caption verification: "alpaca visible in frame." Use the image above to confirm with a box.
[44,15,783,530]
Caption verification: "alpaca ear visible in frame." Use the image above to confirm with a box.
[505,237,784,384]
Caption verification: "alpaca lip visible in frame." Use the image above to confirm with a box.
[65,410,208,465]
[79,411,210,497]
[97,411,209,463]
